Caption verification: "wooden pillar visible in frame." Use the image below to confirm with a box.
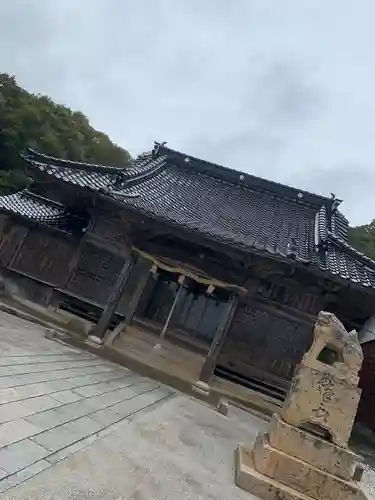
[124,262,157,327]
[88,252,134,344]
[158,274,185,342]
[193,294,239,393]
[103,261,157,346]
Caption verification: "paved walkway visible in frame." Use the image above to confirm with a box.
[3,393,266,500]
[0,311,172,494]
[0,310,374,499]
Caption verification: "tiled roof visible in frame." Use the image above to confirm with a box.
[0,190,84,233]
[18,144,375,290]
[323,233,375,288]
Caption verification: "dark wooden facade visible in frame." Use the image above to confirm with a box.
[0,212,130,320]
[0,144,375,402]
[0,204,372,399]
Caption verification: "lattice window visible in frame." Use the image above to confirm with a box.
[67,243,126,304]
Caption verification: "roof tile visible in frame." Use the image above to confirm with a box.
[16,146,375,291]
[0,191,83,233]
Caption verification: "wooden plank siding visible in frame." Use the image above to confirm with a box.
[0,215,28,268]
[216,270,323,391]
[11,228,76,287]
[218,300,314,388]
[0,208,132,312]
[91,212,130,248]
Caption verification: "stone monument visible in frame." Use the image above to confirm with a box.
[235,311,368,500]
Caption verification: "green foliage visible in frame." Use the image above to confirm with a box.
[0,73,131,193]
[348,222,375,261]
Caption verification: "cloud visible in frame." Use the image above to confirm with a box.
[186,59,327,174]
[290,164,375,225]
[1,1,375,225]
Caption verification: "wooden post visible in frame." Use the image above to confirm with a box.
[194,294,238,392]
[88,253,134,344]
[103,261,156,346]
[123,263,155,327]
[159,275,185,340]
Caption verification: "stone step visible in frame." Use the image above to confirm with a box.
[268,414,359,480]
[252,434,366,500]
[236,445,316,500]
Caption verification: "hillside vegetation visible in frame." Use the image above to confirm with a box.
[348,223,375,261]
[0,73,130,193]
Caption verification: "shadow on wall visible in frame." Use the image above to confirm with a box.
[0,270,21,298]
[0,269,53,306]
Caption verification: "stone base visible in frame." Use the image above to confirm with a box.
[235,445,367,500]
[235,445,313,500]
[253,433,366,500]
[268,414,359,480]
[191,380,210,396]
[87,335,104,346]
[217,399,229,416]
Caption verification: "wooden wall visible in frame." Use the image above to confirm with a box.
[219,301,314,388]
[218,268,324,390]
[0,215,28,268]
[0,212,131,313]
[66,242,126,305]
[91,212,130,247]
[0,209,368,400]
[12,229,76,286]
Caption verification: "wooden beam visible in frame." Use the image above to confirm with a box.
[88,252,134,343]
[197,294,239,385]
[85,232,130,258]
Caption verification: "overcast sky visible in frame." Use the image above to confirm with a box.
[1,1,375,225]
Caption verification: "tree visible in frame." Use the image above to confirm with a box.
[348,222,375,261]
[0,73,131,193]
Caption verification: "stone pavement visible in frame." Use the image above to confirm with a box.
[0,310,374,499]
[3,393,268,500]
[0,311,173,494]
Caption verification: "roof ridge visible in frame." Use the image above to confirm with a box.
[330,209,349,241]
[21,190,65,209]
[155,143,334,208]
[115,155,167,185]
[22,149,126,173]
